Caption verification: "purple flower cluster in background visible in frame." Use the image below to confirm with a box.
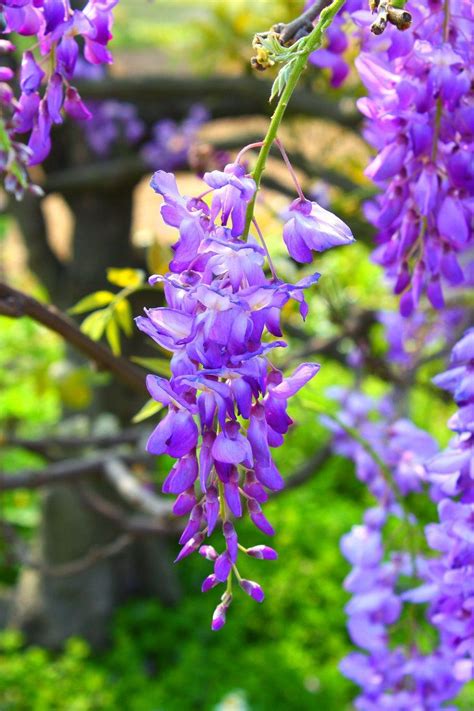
[136,151,354,627]
[422,329,474,682]
[359,0,473,315]
[81,100,144,157]
[340,514,465,709]
[310,0,474,316]
[0,0,117,196]
[141,106,210,172]
[324,327,474,705]
[323,386,437,500]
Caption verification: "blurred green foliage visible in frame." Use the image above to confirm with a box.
[0,455,362,711]
[1,237,466,709]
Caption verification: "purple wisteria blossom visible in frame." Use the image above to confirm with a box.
[142,105,211,172]
[310,0,474,314]
[340,515,464,709]
[328,328,474,705]
[282,197,355,263]
[137,151,354,627]
[81,100,144,157]
[0,0,118,196]
[420,329,474,678]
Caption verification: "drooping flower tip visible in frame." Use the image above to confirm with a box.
[283,198,355,263]
[211,600,230,631]
[246,545,278,560]
[240,579,265,603]
[174,532,204,563]
[201,574,219,593]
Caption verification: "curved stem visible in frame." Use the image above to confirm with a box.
[243,0,346,239]
[252,217,278,280]
[275,138,305,200]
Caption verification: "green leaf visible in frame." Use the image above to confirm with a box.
[105,317,121,356]
[131,356,171,376]
[69,291,115,315]
[80,310,109,341]
[115,299,133,337]
[0,120,11,152]
[132,398,164,424]
[107,268,145,288]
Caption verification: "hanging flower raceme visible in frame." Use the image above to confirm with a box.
[357,0,473,315]
[340,513,465,710]
[420,329,474,681]
[326,328,474,704]
[309,0,473,315]
[0,0,118,197]
[137,152,354,628]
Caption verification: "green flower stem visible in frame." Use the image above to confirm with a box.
[217,477,227,521]
[300,399,420,577]
[243,0,347,238]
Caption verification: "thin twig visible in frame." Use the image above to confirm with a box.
[0,281,147,394]
[0,429,144,456]
[77,482,176,536]
[0,519,132,577]
[274,444,333,495]
[275,0,331,45]
[103,459,172,519]
[0,452,152,491]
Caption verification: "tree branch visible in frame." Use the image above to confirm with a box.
[0,519,133,577]
[6,194,64,296]
[0,452,152,491]
[103,459,172,519]
[0,282,147,394]
[1,429,144,457]
[76,75,360,129]
[275,0,331,45]
[77,482,177,536]
[278,443,333,493]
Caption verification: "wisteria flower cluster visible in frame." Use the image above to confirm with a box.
[359,0,474,315]
[325,327,474,706]
[136,154,354,628]
[0,0,117,197]
[141,105,210,172]
[311,0,474,315]
[422,328,474,681]
[81,99,144,157]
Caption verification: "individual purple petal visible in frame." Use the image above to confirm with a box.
[224,479,242,517]
[214,551,232,582]
[179,504,204,545]
[64,87,92,121]
[205,485,219,536]
[57,36,79,79]
[437,195,468,244]
[255,462,284,491]
[270,362,320,399]
[223,521,238,562]
[365,140,407,182]
[201,574,220,592]
[174,531,204,563]
[46,73,64,124]
[172,488,197,516]
[162,453,198,495]
[20,51,45,94]
[248,498,275,536]
[211,601,228,630]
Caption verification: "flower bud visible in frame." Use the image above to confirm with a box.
[240,579,265,603]
[246,545,278,560]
